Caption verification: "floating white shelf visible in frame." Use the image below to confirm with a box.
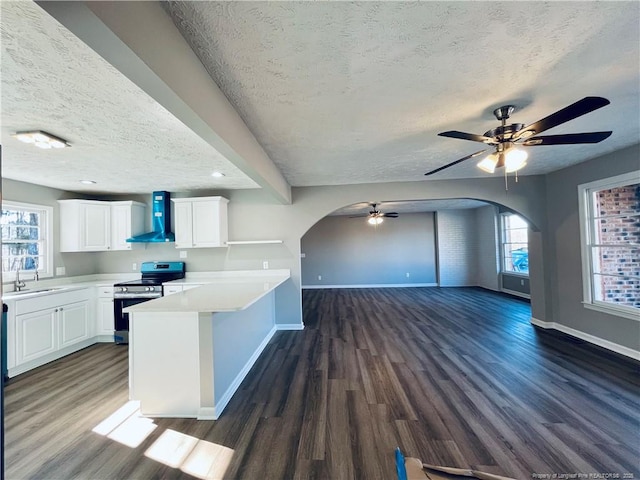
[226,240,283,245]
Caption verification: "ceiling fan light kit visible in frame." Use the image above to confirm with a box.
[426,96,612,177]
[349,203,399,225]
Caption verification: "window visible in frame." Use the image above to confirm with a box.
[501,213,529,275]
[579,171,640,320]
[1,201,53,280]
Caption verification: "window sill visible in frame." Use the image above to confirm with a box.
[582,302,640,322]
[501,271,529,278]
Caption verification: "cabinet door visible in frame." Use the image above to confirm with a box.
[173,201,193,248]
[16,309,57,364]
[97,298,115,336]
[83,203,111,251]
[59,301,90,349]
[192,200,221,247]
[111,204,132,251]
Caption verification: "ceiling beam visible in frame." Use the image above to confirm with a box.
[37,1,291,204]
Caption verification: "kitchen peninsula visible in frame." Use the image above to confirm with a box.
[125,269,291,420]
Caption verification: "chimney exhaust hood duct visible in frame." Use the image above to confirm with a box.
[127,191,175,243]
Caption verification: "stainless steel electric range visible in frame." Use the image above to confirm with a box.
[113,261,185,344]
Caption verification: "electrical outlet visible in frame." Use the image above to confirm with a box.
[406,272,410,278]
[318,275,322,281]
[56,266,65,276]
[520,279,525,286]
[132,262,137,271]
[263,261,269,270]
[180,250,188,259]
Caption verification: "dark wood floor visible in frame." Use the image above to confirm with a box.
[4,287,639,479]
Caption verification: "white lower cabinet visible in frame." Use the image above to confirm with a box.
[16,309,57,365]
[8,288,92,377]
[59,301,91,349]
[96,286,115,338]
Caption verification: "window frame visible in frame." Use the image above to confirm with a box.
[500,212,529,277]
[1,200,54,282]
[578,171,640,321]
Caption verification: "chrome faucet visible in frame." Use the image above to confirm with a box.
[14,268,26,292]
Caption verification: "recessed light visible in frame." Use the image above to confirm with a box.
[211,171,225,178]
[80,180,96,185]
[13,130,70,149]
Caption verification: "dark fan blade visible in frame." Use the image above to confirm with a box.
[438,131,493,143]
[522,131,612,146]
[424,149,488,176]
[382,213,399,218]
[514,97,610,139]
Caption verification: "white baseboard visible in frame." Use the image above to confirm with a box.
[93,334,115,343]
[530,317,640,361]
[197,407,217,420]
[302,283,437,289]
[276,323,304,330]
[501,288,531,299]
[213,325,278,418]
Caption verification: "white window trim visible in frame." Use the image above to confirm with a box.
[500,213,529,277]
[578,171,640,322]
[2,200,54,282]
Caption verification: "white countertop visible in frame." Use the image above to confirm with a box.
[126,271,290,313]
[2,273,138,301]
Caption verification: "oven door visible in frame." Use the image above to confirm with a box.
[114,297,155,344]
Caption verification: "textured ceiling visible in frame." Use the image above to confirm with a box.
[0,1,258,194]
[1,1,638,199]
[164,0,640,185]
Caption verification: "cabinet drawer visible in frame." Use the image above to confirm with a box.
[15,289,90,315]
[97,286,115,298]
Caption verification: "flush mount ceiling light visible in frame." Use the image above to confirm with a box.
[211,171,225,178]
[80,180,96,185]
[12,130,70,149]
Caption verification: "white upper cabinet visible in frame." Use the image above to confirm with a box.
[171,196,229,248]
[111,201,146,250]
[59,200,145,252]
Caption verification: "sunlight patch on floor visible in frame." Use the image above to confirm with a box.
[92,400,157,448]
[145,428,235,479]
[92,402,234,479]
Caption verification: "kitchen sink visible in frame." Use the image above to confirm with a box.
[8,287,68,296]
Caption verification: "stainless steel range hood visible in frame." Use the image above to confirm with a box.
[127,191,175,243]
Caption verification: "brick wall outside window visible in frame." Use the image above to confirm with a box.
[594,184,640,307]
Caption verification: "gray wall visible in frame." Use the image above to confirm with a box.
[542,143,640,351]
[475,205,500,291]
[300,212,436,287]
[502,274,530,295]
[1,179,99,278]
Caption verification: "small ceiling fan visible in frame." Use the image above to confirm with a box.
[425,96,612,176]
[350,203,399,225]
